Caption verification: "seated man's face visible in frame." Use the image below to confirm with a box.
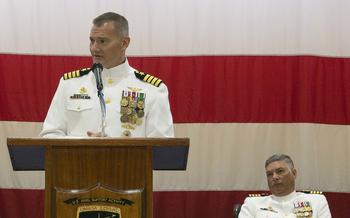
[265,160,296,196]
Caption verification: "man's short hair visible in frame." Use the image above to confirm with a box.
[265,153,294,169]
[93,12,129,37]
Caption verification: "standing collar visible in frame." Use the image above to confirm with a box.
[102,58,133,78]
[271,191,297,202]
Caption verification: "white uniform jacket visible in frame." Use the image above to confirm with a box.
[40,59,174,138]
[239,191,331,218]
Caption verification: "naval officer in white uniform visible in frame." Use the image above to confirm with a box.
[40,12,174,138]
[239,154,331,218]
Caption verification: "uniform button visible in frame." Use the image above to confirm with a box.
[105,97,111,104]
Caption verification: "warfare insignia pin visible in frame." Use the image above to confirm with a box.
[80,87,87,94]
[260,206,278,213]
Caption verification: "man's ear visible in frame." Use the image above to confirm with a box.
[292,168,297,178]
[121,37,130,51]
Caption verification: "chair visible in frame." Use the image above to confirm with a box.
[233,204,241,218]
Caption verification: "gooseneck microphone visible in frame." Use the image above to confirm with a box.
[92,63,106,137]
[92,63,104,96]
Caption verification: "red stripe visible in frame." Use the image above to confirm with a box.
[0,189,347,217]
[1,54,350,124]
[0,189,44,218]
[0,54,91,122]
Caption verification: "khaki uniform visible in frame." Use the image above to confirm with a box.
[239,191,331,218]
[40,59,174,138]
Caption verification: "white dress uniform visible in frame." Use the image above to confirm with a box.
[238,191,331,218]
[40,59,174,138]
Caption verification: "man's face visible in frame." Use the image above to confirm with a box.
[265,160,296,196]
[89,21,130,69]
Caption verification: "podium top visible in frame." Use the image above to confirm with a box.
[7,137,189,171]
[7,137,189,146]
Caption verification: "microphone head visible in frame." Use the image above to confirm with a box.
[92,63,103,71]
[92,63,103,92]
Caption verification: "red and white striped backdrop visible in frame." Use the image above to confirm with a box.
[1,1,350,217]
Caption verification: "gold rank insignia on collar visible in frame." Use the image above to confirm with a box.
[63,68,91,80]
[134,70,163,87]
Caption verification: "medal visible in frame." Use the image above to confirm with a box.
[120,98,128,107]
[137,100,144,109]
[120,115,129,123]
[119,89,146,134]
[130,92,137,108]
[130,114,137,125]
[120,107,128,115]
[136,118,142,125]
[120,91,129,106]
[130,100,137,108]
[126,107,132,115]
[137,110,144,118]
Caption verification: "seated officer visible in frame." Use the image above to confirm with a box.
[239,154,331,218]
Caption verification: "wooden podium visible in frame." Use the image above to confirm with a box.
[7,137,189,218]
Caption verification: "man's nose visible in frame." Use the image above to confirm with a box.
[272,172,279,180]
[90,42,100,52]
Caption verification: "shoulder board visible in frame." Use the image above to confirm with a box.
[63,68,91,80]
[300,190,323,195]
[134,71,163,87]
[248,193,269,197]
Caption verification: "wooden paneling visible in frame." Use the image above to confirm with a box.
[7,138,189,218]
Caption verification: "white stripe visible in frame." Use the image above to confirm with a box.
[0,121,44,189]
[1,121,349,192]
[1,0,350,56]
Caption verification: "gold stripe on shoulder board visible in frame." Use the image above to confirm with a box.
[301,190,323,195]
[63,68,90,80]
[248,193,269,197]
[138,71,163,87]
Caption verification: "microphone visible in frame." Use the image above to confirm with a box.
[92,63,106,136]
[92,63,103,94]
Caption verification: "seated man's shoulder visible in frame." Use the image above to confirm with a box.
[239,193,272,217]
[248,193,270,198]
[245,193,271,203]
[299,190,324,195]
[297,190,327,201]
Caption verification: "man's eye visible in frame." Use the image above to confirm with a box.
[276,169,285,174]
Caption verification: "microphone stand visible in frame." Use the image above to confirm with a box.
[92,63,106,137]
[98,89,106,137]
